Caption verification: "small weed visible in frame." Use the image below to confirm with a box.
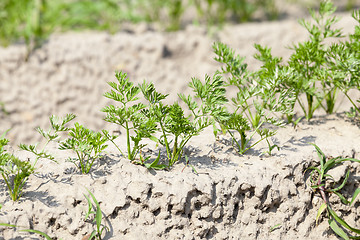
[269,223,282,232]
[83,188,109,240]
[0,189,107,240]
[181,155,198,173]
[305,143,360,239]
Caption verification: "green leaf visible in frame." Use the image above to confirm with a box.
[0,129,10,140]
[19,229,53,240]
[309,143,326,170]
[144,151,168,170]
[328,206,360,235]
[350,188,360,206]
[333,191,350,205]
[269,223,282,232]
[329,218,350,240]
[316,202,327,225]
[83,193,94,221]
[89,230,97,240]
[0,223,17,228]
[331,170,350,192]
[86,189,102,233]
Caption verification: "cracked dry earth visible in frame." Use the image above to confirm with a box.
[1,10,360,240]
[1,115,360,239]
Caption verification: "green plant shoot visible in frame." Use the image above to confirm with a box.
[59,122,108,174]
[141,81,211,167]
[102,71,157,162]
[305,143,360,239]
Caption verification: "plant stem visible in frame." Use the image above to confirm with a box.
[228,130,241,152]
[2,173,15,201]
[297,98,307,118]
[125,121,131,160]
[159,121,171,160]
[306,93,314,120]
[326,87,337,114]
[345,92,360,113]
[170,135,178,166]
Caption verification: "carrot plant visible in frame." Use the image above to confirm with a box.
[253,1,360,122]
[102,71,157,162]
[288,1,344,119]
[327,9,360,117]
[0,114,75,201]
[141,81,211,167]
[21,112,109,175]
[306,143,360,239]
[59,122,108,174]
[103,71,211,168]
[19,113,76,166]
[208,42,295,155]
[0,132,34,201]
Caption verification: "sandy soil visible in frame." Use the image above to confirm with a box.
[1,9,360,240]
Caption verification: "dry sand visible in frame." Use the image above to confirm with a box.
[1,10,360,240]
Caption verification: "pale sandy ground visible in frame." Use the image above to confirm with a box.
[1,6,360,240]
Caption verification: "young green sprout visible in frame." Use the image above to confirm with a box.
[305,143,360,239]
[59,122,108,174]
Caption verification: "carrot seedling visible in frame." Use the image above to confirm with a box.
[59,122,108,174]
[102,71,157,162]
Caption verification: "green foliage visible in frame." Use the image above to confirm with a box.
[0,114,76,201]
[0,0,284,55]
[19,113,76,166]
[141,81,211,167]
[0,132,34,201]
[102,71,156,162]
[103,71,210,168]
[243,1,360,122]
[0,0,48,53]
[59,122,108,174]
[212,1,360,123]
[139,0,186,31]
[0,151,34,202]
[193,0,279,26]
[209,42,295,155]
[287,1,343,119]
[84,189,109,240]
[269,223,282,232]
[306,143,360,239]
[0,0,122,58]
[327,9,360,118]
